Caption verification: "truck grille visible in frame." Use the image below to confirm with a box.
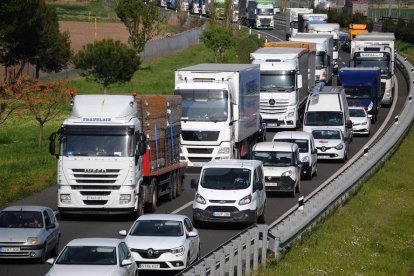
[188,157,212,163]
[71,169,120,184]
[260,99,289,115]
[187,148,214,154]
[182,131,219,141]
[260,18,271,26]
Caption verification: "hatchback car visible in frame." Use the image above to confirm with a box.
[45,238,137,276]
[0,205,60,263]
[119,214,200,271]
[349,106,371,136]
[312,128,349,162]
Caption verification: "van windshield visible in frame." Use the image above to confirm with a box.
[273,139,308,153]
[253,151,294,167]
[200,168,251,190]
[304,111,344,126]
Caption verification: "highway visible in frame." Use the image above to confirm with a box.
[0,24,409,276]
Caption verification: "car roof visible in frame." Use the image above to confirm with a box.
[136,214,187,221]
[203,159,262,170]
[273,131,313,140]
[253,141,298,152]
[66,238,122,247]
[2,205,50,212]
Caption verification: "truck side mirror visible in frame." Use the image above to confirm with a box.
[49,132,58,159]
[190,179,198,189]
[138,133,147,156]
[297,74,303,89]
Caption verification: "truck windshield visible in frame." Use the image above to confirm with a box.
[61,126,134,157]
[344,86,372,99]
[253,151,294,167]
[257,8,274,15]
[354,55,390,75]
[200,167,251,190]
[260,72,295,91]
[315,52,325,69]
[175,89,229,122]
[304,111,344,126]
[274,139,309,153]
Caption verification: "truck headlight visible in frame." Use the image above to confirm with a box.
[218,147,230,154]
[335,143,344,150]
[60,194,71,204]
[27,237,41,245]
[170,246,184,256]
[282,170,293,177]
[238,194,252,205]
[195,193,206,205]
[287,111,295,118]
[301,156,309,163]
[120,194,131,204]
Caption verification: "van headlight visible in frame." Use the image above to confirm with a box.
[335,143,344,150]
[282,170,293,177]
[195,193,206,205]
[301,156,309,163]
[170,246,185,256]
[218,147,230,154]
[238,194,252,205]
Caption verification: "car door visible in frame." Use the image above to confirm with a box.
[43,210,58,250]
[254,167,265,215]
[184,218,198,263]
[310,137,318,174]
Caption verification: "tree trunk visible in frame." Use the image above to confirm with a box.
[103,86,108,94]
[15,60,27,80]
[38,123,44,149]
[35,65,40,79]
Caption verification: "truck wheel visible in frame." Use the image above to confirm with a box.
[168,173,175,201]
[147,179,158,213]
[175,172,182,197]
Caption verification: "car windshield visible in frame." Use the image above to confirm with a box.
[129,220,183,237]
[273,138,309,153]
[312,130,341,140]
[200,167,251,190]
[349,109,366,117]
[304,111,344,126]
[253,151,294,167]
[56,246,117,265]
[0,211,43,228]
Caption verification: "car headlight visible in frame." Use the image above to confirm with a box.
[27,237,41,245]
[301,156,309,163]
[335,143,344,150]
[238,194,252,205]
[218,147,230,154]
[195,193,206,204]
[281,170,293,177]
[170,245,185,256]
[361,122,367,125]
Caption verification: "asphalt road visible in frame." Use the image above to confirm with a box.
[0,23,408,276]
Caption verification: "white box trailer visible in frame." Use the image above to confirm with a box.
[350,32,395,105]
[174,64,261,167]
[290,33,334,83]
[250,42,316,129]
[308,23,340,67]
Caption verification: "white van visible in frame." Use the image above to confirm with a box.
[303,84,353,142]
[252,142,302,197]
[272,131,317,180]
[191,160,266,227]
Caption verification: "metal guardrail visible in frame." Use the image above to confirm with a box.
[179,54,414,276]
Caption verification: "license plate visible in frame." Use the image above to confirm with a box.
[266,182,278,187]
[139,263,160,269]
[191,162,205,167]
[0,247,20,253]
[85,196,107,200]
[213,212,231,217]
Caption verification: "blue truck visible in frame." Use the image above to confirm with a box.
[338,67,381,123]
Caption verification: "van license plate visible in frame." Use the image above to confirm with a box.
[213,212,231,217]
[266,183,278,187]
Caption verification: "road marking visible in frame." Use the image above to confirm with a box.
[171,201,193,214]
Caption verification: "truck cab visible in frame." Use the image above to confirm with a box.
[247,0,275,30]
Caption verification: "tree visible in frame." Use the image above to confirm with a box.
[201,23,236,62]
[72,39,141,93]
[0,81,23,126]
[0,1,71,81]
[4,76,73,148]
[115,0,165,54]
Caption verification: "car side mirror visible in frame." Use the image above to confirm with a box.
[346,120,353,129]
[312,149,317,154]
[190,179,198,189]
[188,230,198,237]
[119,230,127,236]
[46,223,56,230]
[254,181,263,191]
[46,258,55,265]
[121,259,133,266]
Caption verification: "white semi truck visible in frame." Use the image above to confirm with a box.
[285,8,313,40]
[290,33,334,84]
[49,95,187,219]
[174,63,261,167]
[308,23,340,69]
[246,0,275,29]
[250,41,316,129]
[350,32,395,105]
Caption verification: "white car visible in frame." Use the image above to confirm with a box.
[349,107,371,136]
[119,214,200,271]
[312,128,349,162]
[45,238,137,276]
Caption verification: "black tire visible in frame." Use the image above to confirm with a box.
[291,186,296,198]
[258,209,265,224]
[167,173,174,201]
[305,169,312,180]
[193,217,203,229]
[186,253,191,268]
[52,238,60,257]
[147,179,158,213]
[175,172,182,197]
[38,243,47,264]
[196,245,201,262]
[295,180,301,194]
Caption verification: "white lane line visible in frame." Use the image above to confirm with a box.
[171,201,193,214]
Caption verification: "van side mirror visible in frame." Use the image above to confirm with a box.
[190,179,198,189]
[254,181,263,191]
[346,120,353,129]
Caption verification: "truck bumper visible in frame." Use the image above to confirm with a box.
[58,207,135,215]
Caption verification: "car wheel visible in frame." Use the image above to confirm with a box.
[295,180,301,194]
[186,253,191,268]
[258,209,265,224]
[193,217,203,229]
[305,169,312,180]
[291,186,296,198]
[196,245,201,261]
[38,243,47,263]
[53,238,60,257]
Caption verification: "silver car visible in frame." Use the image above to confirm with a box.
[0,205,60,263]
